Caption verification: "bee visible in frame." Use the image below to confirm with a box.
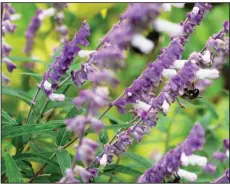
[176,82,201,108]
[181,83,200,100]
[168,173,181,183]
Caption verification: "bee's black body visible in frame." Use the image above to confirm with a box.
[182,87,200,100]
[168,174,181,183]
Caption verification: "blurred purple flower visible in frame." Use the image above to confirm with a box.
[72,87,109,115]
[2,73,10,85]
[204,163,216,174]
[2,57,17,73]
[212,151,227,161]
[24,9,43,55]
[77,138,98,166]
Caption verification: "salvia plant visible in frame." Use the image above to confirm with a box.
[1,2,229,183]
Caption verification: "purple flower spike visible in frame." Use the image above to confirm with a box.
[114,3,212,113]
[77,138,98,166]
[2,43,12,57]
[223,21,229,33]
[120,3,162,29]
[41,21,90,99]
[24,9,43,55]
[59,168,80,183]
[2,20,17,34]
[212,151,227,161]
[87,69,119,87]
[213,168,229,183]
[65,115,87,136]
[2,73,10,85]
[183,123,205,156]
[137,123,205,183]
[73,87,109,116]
[2,57,17,73]
[204,163,216,174]
[223,139,229,151]
[91,44,125,69]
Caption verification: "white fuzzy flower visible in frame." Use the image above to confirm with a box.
[100,154,108,166]
[153,18,183,37]
[162,69,177,79]
[192,7,199,14]
[226,150,229,158]
[10,14,21,21]
[162,3,185,12]
[134,100,151,112]
[95,87,109,97]
[131,34,154,54]
[170,3,185,8]
[181,152,189,166]
[78,50,97,58]
[202,50,211,64]
[162,3,172,11]
[49,93,65,102]
[39,8,56,20]
[196,69,219,80]
[162,100,170,114]
[173,60,188,69]
[177,169,197,182]
[43,80,52,91]
[127,92,132,97]
[56,12,64,19]
[181,153,207,167]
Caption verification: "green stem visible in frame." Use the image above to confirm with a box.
[25,87,41,124]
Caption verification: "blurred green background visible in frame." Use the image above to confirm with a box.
[2,3,229,183]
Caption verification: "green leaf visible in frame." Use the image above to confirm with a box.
[123,152,152,168]
[103,164,142,176]
[5,153,59,167]
[2,120,65,139]
[2,109,17,125]
[56,150,71,176]
[3,151,24,183]
[198,112,212,129]
[56,107,78,146]
[99,130,109,144]
[104,123,132,130]
[2,87,31,105]
[197,99,219,119]
[56,128,71,147]
[9,56,47,65]
[20,72,42,81]
[105,114,124,124]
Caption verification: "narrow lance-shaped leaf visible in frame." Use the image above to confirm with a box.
[2,120,65,139]
[2,109,18,125]
[3,151,24,183]
[56,150,72,176]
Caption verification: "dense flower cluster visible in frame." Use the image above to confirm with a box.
[114,3,212,114]
[1,3,20,84]
[197,21,229,92]
[40,21,90,101]
[137,123,206,183]
[90,22,229,173]
[70,3,165,88]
